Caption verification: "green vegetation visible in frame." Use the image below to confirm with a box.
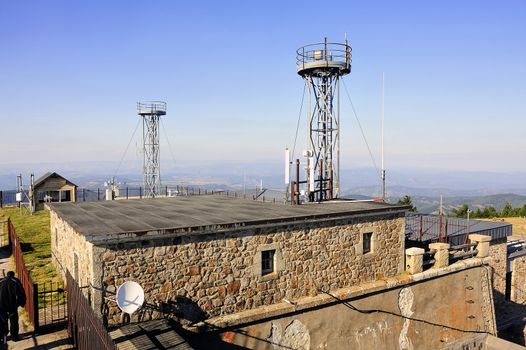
[397,195,417,212]
[0,207,63,307]
[451,202,526,218]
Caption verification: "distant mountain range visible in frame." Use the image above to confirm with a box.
[404,193,526,214]
[1,160,525,214]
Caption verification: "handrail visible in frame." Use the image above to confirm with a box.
[296,42,352,68]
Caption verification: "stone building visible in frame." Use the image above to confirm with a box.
[48,195,407,325]
[33,172,77,210]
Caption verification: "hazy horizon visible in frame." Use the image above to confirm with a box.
[1,1,525,175]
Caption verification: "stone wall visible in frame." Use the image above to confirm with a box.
[489,241,507,303]
[50,210,93,286]
[94,213,405,325]
[213,265,495,350]
[511,256,526,304]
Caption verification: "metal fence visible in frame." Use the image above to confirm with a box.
[1,186,281,207]
[406,213,512,246]
[38,281,67,332]
[7,219,39,330]
[66,270,116,350]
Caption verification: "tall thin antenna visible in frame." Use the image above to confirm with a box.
[381,72,386,200]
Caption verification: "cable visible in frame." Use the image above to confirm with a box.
[318,288,488,335]
[291,81,307,161]
[342,79,380,175]
[113,118,141,179]
[160,117,178,171]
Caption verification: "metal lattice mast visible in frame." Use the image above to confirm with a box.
[296,37,351,202]
[137,101,166,198]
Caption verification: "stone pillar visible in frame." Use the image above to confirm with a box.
[405,247,425,274]
[429,242,450,268]
[469,234,491,258]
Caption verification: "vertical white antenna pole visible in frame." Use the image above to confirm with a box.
[381,72,386,200]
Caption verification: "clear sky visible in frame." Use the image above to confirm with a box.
[1,0,525,173]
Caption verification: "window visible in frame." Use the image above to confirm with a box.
[363,232,373,254]
[261,250,275,276]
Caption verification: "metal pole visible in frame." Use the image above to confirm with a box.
[295,159,300,205]
[97,188,100,201]
[319,159,323,202]
[336,76,340,198]
[381,73,385,200]
[290,182,295,205]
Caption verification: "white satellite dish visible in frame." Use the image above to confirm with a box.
[116,281,144,314]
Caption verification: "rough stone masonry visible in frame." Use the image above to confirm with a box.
[48,198,406,326]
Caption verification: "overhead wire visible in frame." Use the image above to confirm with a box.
[342,78,380,176]
[291,81,307,161]
[160,117,178,171]
[113,118,141,179]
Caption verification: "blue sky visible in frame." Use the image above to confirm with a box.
[1,0,525,173]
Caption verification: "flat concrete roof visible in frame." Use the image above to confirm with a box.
[47,195,407,243]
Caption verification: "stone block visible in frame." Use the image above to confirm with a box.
[405,247,425,274]
[469,234,491,258]
[429,243,450,269]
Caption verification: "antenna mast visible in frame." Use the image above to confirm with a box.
[381,72,386,201]
[295,36,352,202]
[137,101,167,198]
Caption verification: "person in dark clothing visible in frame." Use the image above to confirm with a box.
[0,271,26,341]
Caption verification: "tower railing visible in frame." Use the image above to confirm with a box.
[137,101,167,115]
[296,42,352,71]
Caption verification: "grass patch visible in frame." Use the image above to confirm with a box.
[0,207,64,306]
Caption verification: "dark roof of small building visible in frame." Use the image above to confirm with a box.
[47,195,407,243]
[405,214,512,246]
[34,172,78,188]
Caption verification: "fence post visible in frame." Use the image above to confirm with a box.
[97,188,100,201]
[33,283,39,332]
[140,187,142,199]
[83,189,86,202]
[126,187,129,200]
[405,247,425,274]
[0,190,3,208]
[429,243,450,268]
[469,234,491,258]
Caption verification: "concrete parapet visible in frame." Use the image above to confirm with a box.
[469,234,491,258]
[405,247,425,274]
[429,242,450,269]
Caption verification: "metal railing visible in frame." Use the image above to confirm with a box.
[7,219,39,330]
[296,41,352,69]
[38,281,67,332]
[0,186,282,207]
[67,270,116,350]
[137,101,167,115]
[406,214,470,243]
